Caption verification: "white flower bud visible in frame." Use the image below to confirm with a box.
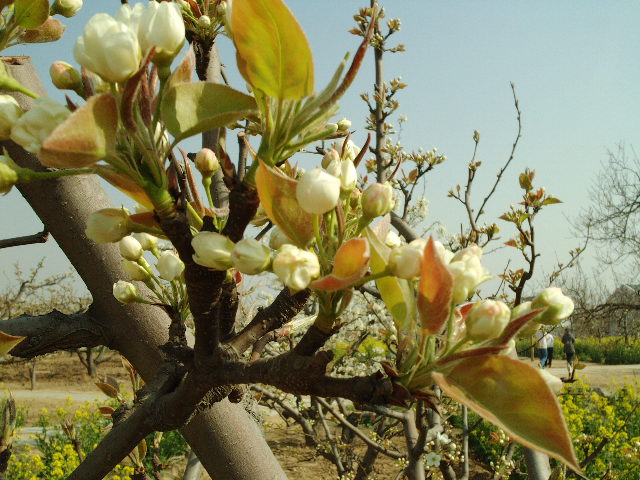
[321,148,340,169]
[388,238,426,279]
[361,183,394,218]
[433,240,454,264]
[119,236,143,261]
[74,13,142,83]
[191,231,235,270]
[296,168,341,215]
[129,2,185,65]
[52,0,83,18]
[447,245,491,303]
[231,238,271,274]
[195,148,219,177]
[337,117,352,131]
[326,159,357,192]
[10,97,70,154]
[132,232,157,251]
[0,157,18,195]
[113,280,139,304]
[273,244,320,292]
[122,259,150,281]
[49,61,83,93]
[85,208,131,243]
[531,287,574,325]
[198,15,211,28]
[333,139,361,162]
[0,95,23,140]
[384,230,401,248]
[156,250,185,281]
[269,227,292,251]
[465,300,510,341]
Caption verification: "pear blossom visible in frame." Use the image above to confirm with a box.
[49,61,83,93]
[195,148,219,177]
[10,97,70,154]
[296,168,341,215]
[132,232,157,251]
[273,245,320,291]
[113,280,139,304]
[74,13,141,83]
[388,238,426,279]
[447,245,491,303]
[465,300,510,341]
[361,183,394,218]
[122,259,150,281]
[52,0,83,18]
[0,95,23,140]
[384,230,401,248]
[231,238,271,274]
[531,287,574,325]
[156,251,185,281]
[119,236,143,261]
[333,139,360,162]
[85,208,131,243]
[325,158,357,192]
[192,232,235,270]
[269,227,292,251]
[321,148,340,168]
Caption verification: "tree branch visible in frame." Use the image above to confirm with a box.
[0,229,48,249]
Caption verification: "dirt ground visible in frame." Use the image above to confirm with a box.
[1,352,637,479]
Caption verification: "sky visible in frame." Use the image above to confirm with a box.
[1,1,639,294]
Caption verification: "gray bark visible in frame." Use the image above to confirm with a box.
[1,56,287,480]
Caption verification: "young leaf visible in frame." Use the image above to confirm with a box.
[417,237,453,334]
[311,237,370,291]
[0,331,25,356]
[40,94,118,168]
[95,166,154,210]
[365,227,418,370]
[232,0,313,99]
[432,355,582,473]
[255,160,314,247]
[161,82,257,142]
[13,0,49,29]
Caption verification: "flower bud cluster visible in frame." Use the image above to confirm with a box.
[531,287,574,325]
[273,244,320,292]
[52,0,83,18]
[74,2,184,83]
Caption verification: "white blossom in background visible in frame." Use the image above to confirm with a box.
[272,245,320,291]
[74,13,142,83]
[156,251,185,281]
[425,452,441,467]
[10,97,70,153]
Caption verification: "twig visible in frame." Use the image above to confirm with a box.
[0,230,49,249]
[313,397,346,475]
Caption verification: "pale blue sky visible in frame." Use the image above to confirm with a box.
[2,1,639,293]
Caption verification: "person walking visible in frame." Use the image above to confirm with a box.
[536,328,548,368]
[561,328,576,379]
[545,331,555,367]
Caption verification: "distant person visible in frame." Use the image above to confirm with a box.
[545,331,555,367]
[561,328,576,379]
[536,329,547,368]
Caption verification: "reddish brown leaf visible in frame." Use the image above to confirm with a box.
[417,237,454,334]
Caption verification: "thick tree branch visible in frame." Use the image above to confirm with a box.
[2,310,105,358]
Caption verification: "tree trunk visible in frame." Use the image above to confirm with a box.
[2,56,287,480]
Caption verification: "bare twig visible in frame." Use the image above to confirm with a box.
[0,230,48,249]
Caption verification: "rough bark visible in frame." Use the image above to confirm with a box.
[1,56,288,480]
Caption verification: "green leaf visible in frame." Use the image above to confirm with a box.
[13,0,49,29]
[161,82,257,142]
[365,225,417,370]
[254,160,314,247]
[542,196,562,206]
[40,93,118,168]
[232,0,314,99]
[432,355,582,474]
